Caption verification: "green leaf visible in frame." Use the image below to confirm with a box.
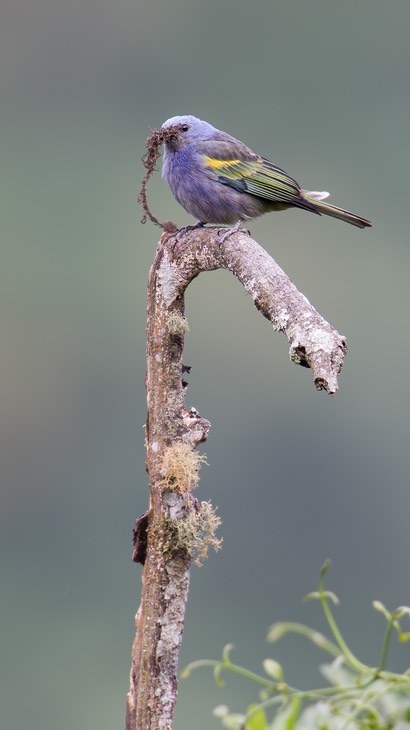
[245,704,268,730]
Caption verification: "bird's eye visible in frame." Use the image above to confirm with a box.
[180,124,189,132]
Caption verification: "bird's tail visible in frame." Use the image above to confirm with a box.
[302,190,372,229]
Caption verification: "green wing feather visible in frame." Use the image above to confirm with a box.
[199,140,312,208]
[196,140,371,227]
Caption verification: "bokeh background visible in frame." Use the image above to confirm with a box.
[2,1,409,728]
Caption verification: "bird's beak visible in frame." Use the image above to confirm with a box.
[161,126,181,151]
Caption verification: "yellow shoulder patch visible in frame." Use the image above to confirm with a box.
[203,156,241,171]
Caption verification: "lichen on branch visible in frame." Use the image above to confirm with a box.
[159,441,207,493]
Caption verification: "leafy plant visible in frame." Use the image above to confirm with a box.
[182,562,410,730]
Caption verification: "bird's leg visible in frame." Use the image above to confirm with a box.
[169,220,206,245]
[167,221,207,253]
[217,219,246,245]
[177,220,205,236]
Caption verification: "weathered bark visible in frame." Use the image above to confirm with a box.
[126,226,347,730]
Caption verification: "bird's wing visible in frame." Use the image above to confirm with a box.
[198,140,305,205]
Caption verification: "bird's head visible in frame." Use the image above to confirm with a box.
[161,115,217,151]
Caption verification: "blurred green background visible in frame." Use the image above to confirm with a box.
[2,1,409,728]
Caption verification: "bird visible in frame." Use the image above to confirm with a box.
[161,115,371,230]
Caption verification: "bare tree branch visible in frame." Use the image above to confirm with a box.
[126,226,347,730]
[162,226,346,394]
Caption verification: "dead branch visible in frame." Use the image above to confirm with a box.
[126,225,347,730]
[161,227,347,394]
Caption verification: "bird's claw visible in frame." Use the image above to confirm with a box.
[217,221,247,245]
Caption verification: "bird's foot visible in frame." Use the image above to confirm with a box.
[177,221,205,235]
[217,220,248,244]
[168,221,206,246]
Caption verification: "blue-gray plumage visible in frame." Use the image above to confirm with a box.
[161,115,371,229]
